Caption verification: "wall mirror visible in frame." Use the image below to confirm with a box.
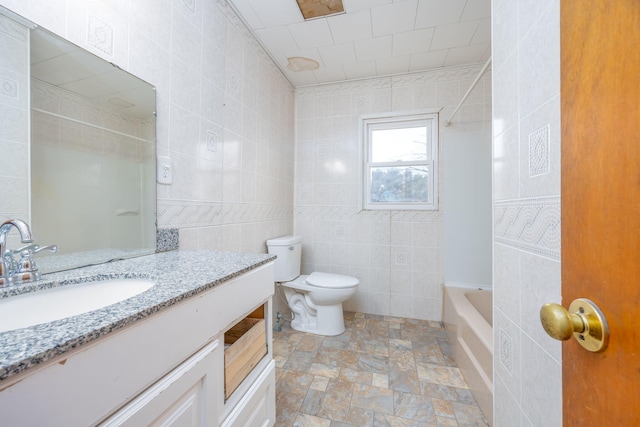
[0,6,157,275]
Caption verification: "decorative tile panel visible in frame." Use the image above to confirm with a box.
[391,210,443,222]
[499,328,513,374]
[296,78,392,98]
[182,0,196,13]
[206,130,218,152]
[494,196,560,260]
[87,15,114,56]
[392,65,483,87]
[157,200,293,228]
[157,200,224,228]
[293,206,390,222]
[529,124,550,177]
[228,69,239,92]
[0,77,18,98]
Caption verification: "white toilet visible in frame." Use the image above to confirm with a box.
[266,235,358,336]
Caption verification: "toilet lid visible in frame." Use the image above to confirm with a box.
[306,272,359,289]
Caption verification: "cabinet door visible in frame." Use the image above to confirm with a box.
[221,361,275,427]
[101,340,221,427]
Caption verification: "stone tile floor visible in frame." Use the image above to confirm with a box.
[273,312,489,427]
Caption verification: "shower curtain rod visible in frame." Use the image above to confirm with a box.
[443,58,492,127]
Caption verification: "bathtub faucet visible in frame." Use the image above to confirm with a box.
[0,219,57,287]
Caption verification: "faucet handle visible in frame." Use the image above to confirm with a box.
[10,243,58,284]
[11,243,58,257]
[36,244,58,253]
[31,244,58,255]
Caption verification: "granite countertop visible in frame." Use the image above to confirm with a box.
[0,250,275,382]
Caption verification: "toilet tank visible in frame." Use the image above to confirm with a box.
[266,235,302,282]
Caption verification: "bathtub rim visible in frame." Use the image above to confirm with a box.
[443,284,493,425]
[443,284,493,355]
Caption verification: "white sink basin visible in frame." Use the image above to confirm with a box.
[0,278,154,332]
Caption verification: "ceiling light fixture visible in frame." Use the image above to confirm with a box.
[295,0,344,20]
[287,56,320,72]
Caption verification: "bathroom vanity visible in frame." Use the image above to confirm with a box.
[0,251,276,427]
[0,5,275,425]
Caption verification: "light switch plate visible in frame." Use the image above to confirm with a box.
[157,156,173,185]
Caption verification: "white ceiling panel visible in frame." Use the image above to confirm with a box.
[462,0,492,21]
[31,29,75,63]
[354,36,392,62]
[61,77,115,98]
[31,51,109,86]
[286,69,319,86]
[370,0,418,37]
[327,9,372,44]
[343,61,377,80]
[443,43,490,67]
[415,0,467,29]
[246,0,304,27]
[313,66,348,83]
[227,0,491,87]
[254,26,299,53]
[409,50,448,71]
[471,18,491,44]
[343,0,392,13]
[287,19,334,49]
[376,55,411,76]
[318,42,358,66]
[392,28,435,56]
[430,20,480,50]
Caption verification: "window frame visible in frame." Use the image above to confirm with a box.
[358,111,439,211]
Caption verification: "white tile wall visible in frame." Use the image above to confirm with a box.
[1,0,295,253]
[0,13,29,227]
[492,0,562,426]
[294,64,491,321]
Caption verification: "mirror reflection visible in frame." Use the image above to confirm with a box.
[0,8,157,275]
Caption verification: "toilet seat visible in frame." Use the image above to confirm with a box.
[306,272,359,289]
[284,273,359,292]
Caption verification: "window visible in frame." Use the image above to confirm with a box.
[360,111,438,210]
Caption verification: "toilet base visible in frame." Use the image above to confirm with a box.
[290,303,345,336]
[282,284,347,336]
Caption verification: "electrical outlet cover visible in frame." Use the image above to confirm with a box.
[157,156,173,184]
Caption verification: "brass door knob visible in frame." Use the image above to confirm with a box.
[540,298,609,353]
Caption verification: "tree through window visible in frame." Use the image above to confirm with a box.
[360,112,438,210]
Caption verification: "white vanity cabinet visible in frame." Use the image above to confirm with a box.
[101,339,221,426]
[0,261,275,427]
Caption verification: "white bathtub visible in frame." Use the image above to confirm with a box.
[443,286,493,425]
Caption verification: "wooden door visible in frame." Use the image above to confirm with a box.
[561,0,640,425]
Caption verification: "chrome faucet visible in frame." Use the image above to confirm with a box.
[0,219,57,286]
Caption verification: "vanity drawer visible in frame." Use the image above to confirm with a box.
[224,311,267,399]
